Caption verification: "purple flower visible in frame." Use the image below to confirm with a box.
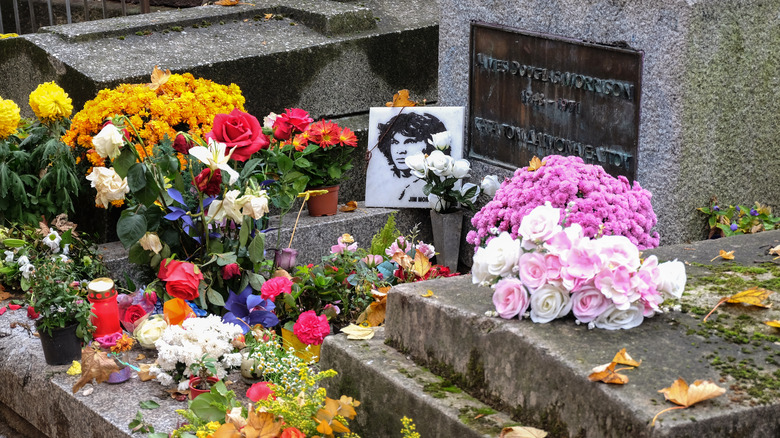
[730,223,738,231]
[713,205,720,212]
[222,285,278,333]
[750,208,758,216]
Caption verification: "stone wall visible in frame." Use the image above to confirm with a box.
[438,0,780,245]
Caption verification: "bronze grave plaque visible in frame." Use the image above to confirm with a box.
[468,23,643,180]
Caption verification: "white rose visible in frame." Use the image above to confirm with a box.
[656,260,687,299]
[518,201,562,243]
[86,167,129,208]
[429,131,451,151]
[239,192,270,220]
[263,112,278,129]
[592,302,644,330]
[450,159,471,179]
[481,232,521,278]
[405,153,428,179]
[208,190,244,223]
[428,194,451,212]
[425,150,454,177]
[139,232,163,254]
[480,174,501,198]
[134,315,169,349]
[471,246,496,285]
[92,123,124,160]
[530,283,573,323]
[459,182,479,204]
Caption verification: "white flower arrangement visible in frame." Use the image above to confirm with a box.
[150,314,243,391]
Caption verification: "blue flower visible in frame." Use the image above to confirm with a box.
[222,286,279,333]
[713,205,720,212]
[730,223,738,231]
[750,208,758,216]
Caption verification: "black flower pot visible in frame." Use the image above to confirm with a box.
[37,322,83,365]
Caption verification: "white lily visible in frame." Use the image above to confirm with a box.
[189,139,239,185]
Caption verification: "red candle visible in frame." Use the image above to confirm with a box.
[88,278,121,338]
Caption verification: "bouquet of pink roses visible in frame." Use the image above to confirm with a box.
[472,202,686,330]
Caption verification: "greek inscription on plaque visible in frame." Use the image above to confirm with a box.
[468,23,643,180]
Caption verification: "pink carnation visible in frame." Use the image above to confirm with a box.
[261,277,293,301]
[293,310,331,345]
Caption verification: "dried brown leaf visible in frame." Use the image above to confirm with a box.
[72,347,120,393]
[339,200,358,212]
[385,89,417,107]
[500,426,548,438]
[652,378,725,426]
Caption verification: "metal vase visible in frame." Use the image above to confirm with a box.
[429,209,464,272]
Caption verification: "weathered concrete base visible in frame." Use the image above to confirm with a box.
[377,231,780,437]
[320,328,515,438]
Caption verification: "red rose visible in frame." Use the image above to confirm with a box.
[157,259,203,301]
[222,263,240,280]
[173,134,194,154]
[293,310,330,345]
[246,381,275,402]
[272,108,312,141]
[121,304,147,325]
[280,427,306,438]
[260,276,293,301]
[205,109,269,162]
[27,306,40,319]
[193,168,222,196]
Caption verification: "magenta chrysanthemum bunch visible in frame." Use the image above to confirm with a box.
[466,155,659,249]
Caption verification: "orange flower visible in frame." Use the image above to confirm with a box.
[163,298,196,325]
[291,133,309,152]
[308,120,341,147]
[338,126,358,147]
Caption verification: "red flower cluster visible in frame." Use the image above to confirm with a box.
[293,310,330,345]
[157,259,203,301]
[221,263,240,280]
[273,108,313,141]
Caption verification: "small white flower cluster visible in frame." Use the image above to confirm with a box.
[16,255,35,280]
[245,343,308,395]
[150,315,243,389]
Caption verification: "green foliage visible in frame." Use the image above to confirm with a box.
[698,201,780,239]
[370,212,401,256]
[0,118,82,225]
[127,411,156,435]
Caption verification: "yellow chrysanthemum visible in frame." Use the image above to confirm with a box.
[0,97,20,139]
[29,82,73,122]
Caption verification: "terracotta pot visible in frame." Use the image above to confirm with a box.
[281,327,322,363]
[188,376,219,399]
[37,321,82,366]
[306,185,339,217]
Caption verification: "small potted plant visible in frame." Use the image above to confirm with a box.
[29,257,95,365]
[404,131,480,270]
[188,354,220,399]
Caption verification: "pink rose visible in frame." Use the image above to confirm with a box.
[246,381,275,402]
[260,276,293,301]
[205,108,270,162]
[272,108,313,141]
[293,310,330,345]
[595,235,640,270]
[570,283,611,323]
[491,278,530,319]
[517,252,547,290]
[518,202,561,243]
[544,254,563,284]
[221,263,240,280]
[594,266,638,310]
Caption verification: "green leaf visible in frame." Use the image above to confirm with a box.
[113,148,137,179]
[422,182,433,196]
[117,212,148,249]
[206,288,225,307]
[327,166,341,179]
[277,155,294,174]
[128,242,152,265]
[248,233,265,264]
[139,400,160,410]
[127,163,147,192]
[188,394,225,422]
[148,434,169,438]
[282,290,296,309]
[215,253,238,267]
[246,271,265,290]
[239,216,250,248]
[240,158,262,179]
[294,157,312,168]
[144,205,164,231]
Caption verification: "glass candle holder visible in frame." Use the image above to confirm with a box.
[88,277,121,338]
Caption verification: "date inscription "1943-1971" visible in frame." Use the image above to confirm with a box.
[468,23,643,181]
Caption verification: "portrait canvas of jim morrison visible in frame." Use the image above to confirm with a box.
[364,106,465,208]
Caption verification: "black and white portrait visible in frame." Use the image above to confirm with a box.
[365,107,465,208]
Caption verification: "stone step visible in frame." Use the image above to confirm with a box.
[379,231,780,437]
[320,328,516,438]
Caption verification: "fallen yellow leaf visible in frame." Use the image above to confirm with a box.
[710,249,735,262]
[339,200,359,212]
[588,362,631,385]
[137,363,155,382]
[651,378,725,426]
[500,426,548,437]
[765,320,780,328]
[703,287,774,321]
[214,0,239,5]
[340,324,376,340]
[147,65,171,90]
[527,156,545,172]
[410,249,431,278]
[611,348,641,367]
[421,289,436,298]
[385,89,417,107]
[770,244,780,260]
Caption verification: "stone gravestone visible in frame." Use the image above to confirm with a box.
[439,0,780,245]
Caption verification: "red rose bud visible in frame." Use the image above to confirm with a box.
[173,134,194,154]
[193,168,222,196]
[27,306,40,319]
[8,304,21,310]
[222,263,240,280]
